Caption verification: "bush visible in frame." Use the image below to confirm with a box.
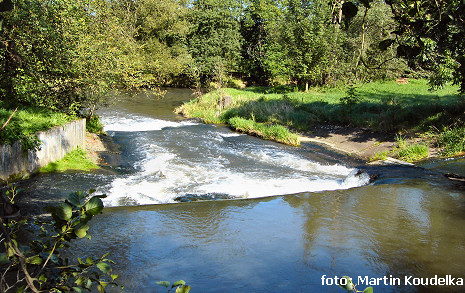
[86,115,104,134]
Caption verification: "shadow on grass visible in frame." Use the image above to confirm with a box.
[220,92,465,144]
[358,90,460,105]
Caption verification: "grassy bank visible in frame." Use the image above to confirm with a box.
[176,79,464,159]
[39,147,98,173]
[1,102,103,173]
[0,102,75,149]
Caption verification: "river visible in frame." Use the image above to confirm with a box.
[14,89,465,292]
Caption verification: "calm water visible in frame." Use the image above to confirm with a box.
[15,89,465,292]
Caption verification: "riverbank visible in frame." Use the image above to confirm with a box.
[85,132,121,167]
[176,80,462,163]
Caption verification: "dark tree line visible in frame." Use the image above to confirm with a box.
[0,0,462,113]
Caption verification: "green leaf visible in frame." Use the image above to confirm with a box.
[56,203,73,221]
[86,257,94,265]
[97,282,108,293]
[26,255,43,265]
[111,274,118,281]
[72,287,83,293]
[97,262,112,274]
[39,274,47,283]
[363,287,374,293]
[175,285,191,293]
[172,280,186,288]
[74,224,90,238]
[156,281,171,288]
[0,253,10,265]
[85,197,104,216]
[339,276,354,291]
[68,192,86,207]
[75,277,85,286]
[84,278,92,289]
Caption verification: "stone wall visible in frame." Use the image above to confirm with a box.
[0,119,86,181]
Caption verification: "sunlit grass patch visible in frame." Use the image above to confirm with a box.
[436,125,465,156]
[0,105,74,146]
[39,147,98,173]
[228,117,300,146]
[393,135,429,162]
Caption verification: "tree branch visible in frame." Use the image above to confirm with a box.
[1,108,18,131]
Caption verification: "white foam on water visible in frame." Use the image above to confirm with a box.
[98,114,371,206]
[101,145,371,206]
[102,114,197,132]
[251,150,353,176]
[220,132,244,138]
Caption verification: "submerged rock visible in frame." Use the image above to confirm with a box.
[174,193,233,203]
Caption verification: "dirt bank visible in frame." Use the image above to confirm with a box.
[300,125,440,163]
[85,133,121,167]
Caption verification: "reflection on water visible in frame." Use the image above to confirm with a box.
[13,89,465,292]
[64,178,465,293]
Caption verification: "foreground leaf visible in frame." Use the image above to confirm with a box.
[68,192,86,207]
[74,224,90,238]
[85,197,104,216]
[26,255,43,265]
[97,262,112,274]
[172,280,186,288]
[56,203,73,220]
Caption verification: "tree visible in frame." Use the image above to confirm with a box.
[263,0,342,87]
[186,0,243,84]
[0,189,118,292]
[240,0,278,84]
[383,0,465,93]
[135,0,191,86]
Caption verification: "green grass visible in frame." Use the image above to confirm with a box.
[0,103,75,147]
[176,79,462,147]
[393,135,429,162]
[39,147,98,173]
[228,117,300,146]
[436,125,465,156]
[369,150,390,162]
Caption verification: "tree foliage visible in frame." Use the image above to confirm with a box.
[1,0,459,115]
[0,189,119,292]
[186,0,243,83]
[385,0,465,93]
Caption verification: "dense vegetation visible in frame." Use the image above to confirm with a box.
[0,0,464,150]
[1,0,462,111]
[177,80,462,159]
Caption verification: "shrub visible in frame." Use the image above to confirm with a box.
[86,115,104,134]
[437,125,465,156]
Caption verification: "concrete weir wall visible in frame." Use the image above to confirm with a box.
[0,119,86,181]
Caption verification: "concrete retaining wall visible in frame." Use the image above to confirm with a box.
[0,119,86,181]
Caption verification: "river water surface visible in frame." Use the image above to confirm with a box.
[15,89,465,292]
